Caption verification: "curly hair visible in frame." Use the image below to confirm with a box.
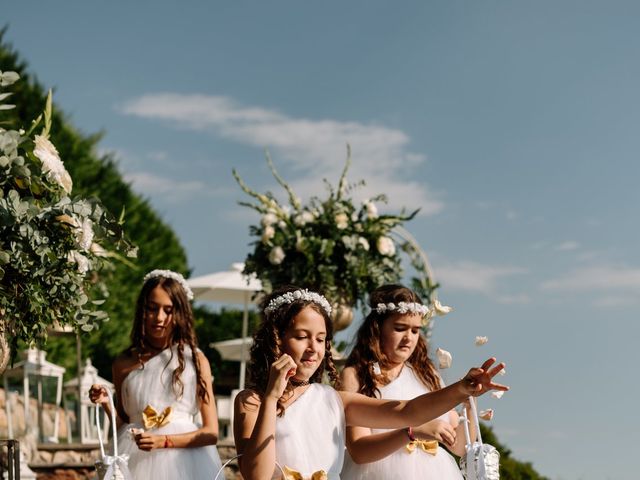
[129,275,209,404]
[247,285,339,415]
[345,284,441,398]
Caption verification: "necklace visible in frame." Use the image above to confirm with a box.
[289,378,311,387]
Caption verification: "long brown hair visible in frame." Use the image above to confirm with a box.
[129,274,208,403]
[247,285,339,415]
[346,284,441,398]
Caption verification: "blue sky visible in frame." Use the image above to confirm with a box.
[5,2,639,478]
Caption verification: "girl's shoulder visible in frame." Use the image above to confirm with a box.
[234,388,262,413]
[340,366,361,392]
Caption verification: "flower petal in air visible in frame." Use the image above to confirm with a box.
[491,391,505,399]
[479,409,494,420]
[436,348,452,369]
[433,299,453,316]
[475,336,488,346]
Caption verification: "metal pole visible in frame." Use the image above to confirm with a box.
[76,333,83,442]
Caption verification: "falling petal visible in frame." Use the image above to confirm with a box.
[491,391,505,399]
[479,409,494,420]
[475,336,489,346]
[436,348,452,369]
[433,299,453,316]
[497,367,506,376]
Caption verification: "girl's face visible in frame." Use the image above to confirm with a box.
[379,313,422,365]
[144,286,175,347]
[281,305,327,381]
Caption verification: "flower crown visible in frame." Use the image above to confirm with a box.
[375,302,430,317]
[143,269,194,301]
[264,289,332,316]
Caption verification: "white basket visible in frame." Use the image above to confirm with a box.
[459,396,500,480]
[95,389,131,480]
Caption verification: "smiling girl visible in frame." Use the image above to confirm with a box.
[233,285,507,480]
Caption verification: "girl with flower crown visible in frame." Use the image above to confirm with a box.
[341,284,469,480]
[233,285,507,480]
[89,270,222,479]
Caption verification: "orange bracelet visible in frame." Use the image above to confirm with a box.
[405,426,416,442]
[163,435,174,448]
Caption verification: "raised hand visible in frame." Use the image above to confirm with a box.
[88,383,109,405]
[461,358,509,397]
[265,354,297,401]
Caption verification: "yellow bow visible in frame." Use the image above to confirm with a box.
[282,465,328,480]
[405,439,438,455]
[141,404,172,430]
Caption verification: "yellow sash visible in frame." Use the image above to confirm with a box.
[282,465,328,480]
[141,404,172,430]
[405,439,438,455]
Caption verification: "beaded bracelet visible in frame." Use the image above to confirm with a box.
[164,435,174,448]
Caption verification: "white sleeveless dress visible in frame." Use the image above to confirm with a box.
[341,366,463,480]
[275,383,346,480]
[117,346,222,480]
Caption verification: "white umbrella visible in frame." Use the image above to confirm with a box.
[210,337,254,362]
[187,263,262,390]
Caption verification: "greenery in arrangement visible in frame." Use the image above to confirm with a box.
[233,148,436,309]
[0,32,190,377]
[0,71,136,350]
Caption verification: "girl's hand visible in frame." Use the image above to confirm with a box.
[265,354,297,401]
[461,358,509,397]
[88,384,109,405]
[134,431,162,451]
[414,419,457,447]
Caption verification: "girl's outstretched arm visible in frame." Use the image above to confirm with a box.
[339,358,507,430]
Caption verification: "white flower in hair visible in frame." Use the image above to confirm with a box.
[374,301,430,317]
[436,348,452,369]
[264,289,332,316]
[143,269,194,300]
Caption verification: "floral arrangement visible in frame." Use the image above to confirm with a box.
[0,71,136,351]
[233,148,435,314]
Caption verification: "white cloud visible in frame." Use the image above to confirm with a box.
[120,93,443,214]
[555,241,580,251]
[540,265,640,292]
[124,172,208,200]
[434,260,529,303]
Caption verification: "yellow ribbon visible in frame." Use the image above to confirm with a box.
[405,439,439,455]
[141,404,172,430]
[282,465,328,480]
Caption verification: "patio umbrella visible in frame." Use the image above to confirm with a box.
[187,263,262,389]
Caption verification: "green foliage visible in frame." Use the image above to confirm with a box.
[0,70,135,350]
[0,30,188,378]
[478,424,549,480]
[234,148,435,308]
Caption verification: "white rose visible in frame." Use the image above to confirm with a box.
[268,246,285,265]
[77,218,94,251]
[261,213,278,227]
[67,250,90,274]
[296,236,306,252]
[357,237,370,251]
[365,200,378,219]
[376,236,395,256]
[33,135,73,194]
[335,212,349,230]
[261,225,275,244]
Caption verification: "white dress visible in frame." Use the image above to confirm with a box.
[275,383,346,479]
[117,346,222,480]
[341,365,464,480]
